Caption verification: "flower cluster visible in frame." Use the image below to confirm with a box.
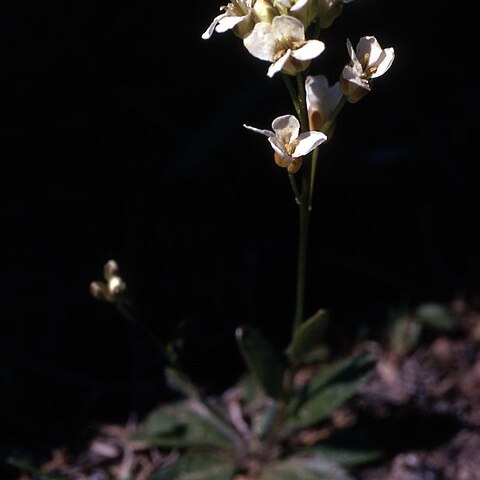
[203,0,394,172]
[90,259,126,303]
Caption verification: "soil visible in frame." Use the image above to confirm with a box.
[351,301,480,480]
[10,300,480,480]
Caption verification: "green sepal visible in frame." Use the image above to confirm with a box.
[236,326,286,400]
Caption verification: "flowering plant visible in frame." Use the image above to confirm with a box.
[89,1,395,478]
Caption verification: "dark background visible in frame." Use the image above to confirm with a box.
[1,0,479,475]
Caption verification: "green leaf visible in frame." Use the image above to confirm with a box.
[294,445,384,467]
[150,453,236,480]
[133,399,239,450]
[389,315,422,357]
[260,455,354,480]
[288,309,329,365]
[415,302,455,331]
[236,326,286,400]
[284,352,375,432]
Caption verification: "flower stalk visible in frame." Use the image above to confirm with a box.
[293,72,312,333]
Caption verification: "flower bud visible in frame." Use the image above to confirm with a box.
[91,259,127,303]
[316,0,344,28]
[253,0,277,23]
[90,281,109,302]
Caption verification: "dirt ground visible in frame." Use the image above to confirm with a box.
[12,300,480,480]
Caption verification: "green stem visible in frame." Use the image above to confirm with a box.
[321,95,347,136]
[288,172,302,205]
[282,73,301,118]
[309,146,320,209]
[293,72,311,334]
[309,95,348,209]
[294,193,310,333]
[116,298,244,446]
[296,73,308,131]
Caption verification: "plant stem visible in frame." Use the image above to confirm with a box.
[293,72,311,334]
[294,190,310,333]
[309,95,348,209]
[288,172,302,205]
[321,95,347,136]
[116,298,244,446]
[282,73,301,118]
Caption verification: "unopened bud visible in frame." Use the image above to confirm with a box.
[104,259,119,280]
[253,0,276,23]
[317,0,343,28]
[91,260,127,303]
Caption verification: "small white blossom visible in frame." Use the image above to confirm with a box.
[243,15,325,77]
[244,114,327,173]
[202,0,276,40]
[340,36,395,103]
[202,0,255,39]
[273,0,319,27]
[90,259,127,303]
[305,74,342,133]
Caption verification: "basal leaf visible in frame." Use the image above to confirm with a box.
[150,453,236,480]
[260,454,354,480]
[288,309,329,365]
[415,302,455,331]
[236,326,286,400]
[284,352,375,432]
[133,399,239,450]
[294,445,384,467]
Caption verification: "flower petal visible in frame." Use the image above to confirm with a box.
[292,131,327,157]
[243,22,277,61]
[215,14,248,33]
[201,13,228,39]
[305,74,342,130]
[290,0,309,11]
[272,115,300,142]
[346,38,358,63]
[291,39,325,61]
[341,65,369,89]
[267,50,291,77]
[271,15,305,42]
[268,137,292,164]
[371,47,395,78]
[356,36,383,66]
[243,124,275,137]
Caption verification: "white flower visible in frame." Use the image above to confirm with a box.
[273,0,319,27]
[90,259,127,303]
[243,15,325,77]
[244,114,327,173]
[202,0,255,39]
[340,36,395,103]
[202,0,276,40]
[317,0,355,28]
[305,74,342,133]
